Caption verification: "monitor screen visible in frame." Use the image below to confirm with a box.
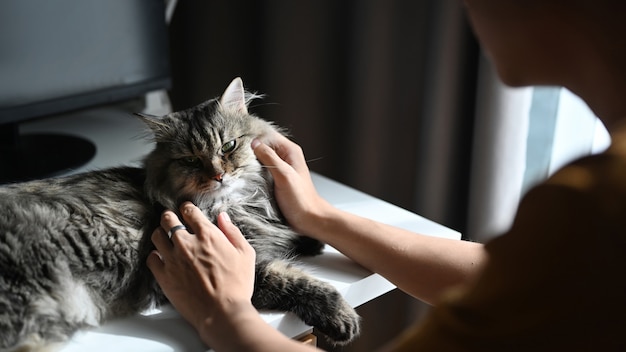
[0,0,170,182]
[0,0,170,122]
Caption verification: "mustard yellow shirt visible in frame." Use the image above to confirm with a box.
[392,130,626,351]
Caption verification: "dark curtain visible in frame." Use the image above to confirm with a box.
[169,0,478,349]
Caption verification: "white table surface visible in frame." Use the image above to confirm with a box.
[60,172,460,352]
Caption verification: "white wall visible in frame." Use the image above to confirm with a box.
[468,57,610,242]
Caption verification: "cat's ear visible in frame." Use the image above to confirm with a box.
[134,112,172,139]
[219,77,248,114]
[134,112,166,130]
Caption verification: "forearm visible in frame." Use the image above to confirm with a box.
[198,302,319,352]
[307,207,486,305]
[250,137,486,304]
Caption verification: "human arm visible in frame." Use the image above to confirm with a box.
[252,135,486,305]
[146,203,318,352]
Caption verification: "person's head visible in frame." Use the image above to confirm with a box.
[462,0,626,89]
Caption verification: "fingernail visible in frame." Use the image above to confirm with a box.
[182,202,195,215]
[221,212,232,223]
[251,139,261,149]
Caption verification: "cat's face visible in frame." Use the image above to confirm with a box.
[140,78,278,211]
[155,112,263,204]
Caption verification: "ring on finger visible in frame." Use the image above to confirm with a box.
[167,225,187,240]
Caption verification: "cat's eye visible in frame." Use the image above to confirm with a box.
[221,140,237,154]
[181,156,202,168]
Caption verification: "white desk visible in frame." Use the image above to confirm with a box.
[60,173,460,352]
[22,101,461,351]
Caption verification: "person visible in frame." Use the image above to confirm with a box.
[146,0,626,350]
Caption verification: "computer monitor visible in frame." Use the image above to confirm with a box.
[0,0,171,183]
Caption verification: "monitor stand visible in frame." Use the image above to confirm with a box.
[0,123,96,184]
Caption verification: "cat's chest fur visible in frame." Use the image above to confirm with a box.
[204,176,255,209]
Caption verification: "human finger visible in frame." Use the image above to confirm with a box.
[271,135,309,173]
[179,202,217,238]
[151,226,173,249]
[252,138,307,181]
[216,212,253,252]
[160,209,191,242]
[146,250,165,275]
[253,131,303,165]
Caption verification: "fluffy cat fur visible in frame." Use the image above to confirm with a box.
[0,78,360,351]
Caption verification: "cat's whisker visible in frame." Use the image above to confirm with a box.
[259,156,324,170]
[260,164,280,170]
[249,101,280,109]
[305,157,324,164]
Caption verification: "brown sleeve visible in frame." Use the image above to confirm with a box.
[387,153,626,351]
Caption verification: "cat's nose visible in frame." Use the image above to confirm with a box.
[213,173,224,183]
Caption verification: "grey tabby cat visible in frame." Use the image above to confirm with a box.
[0,77,360,351]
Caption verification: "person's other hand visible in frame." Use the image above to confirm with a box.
[146,202,256,336]
[252,132,332,236]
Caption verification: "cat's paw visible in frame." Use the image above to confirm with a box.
[313,300,361,345]
[293,235,325,256]
[252,259,359,344]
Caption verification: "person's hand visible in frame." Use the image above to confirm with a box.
[252,132,332,236]
[146,202,257,345]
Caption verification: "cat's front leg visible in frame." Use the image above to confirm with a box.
[252,259,361,345]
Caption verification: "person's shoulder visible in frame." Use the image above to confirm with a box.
[512,132,626,237]
[545,134,626,197]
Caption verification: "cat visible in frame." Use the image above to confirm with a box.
[0,77,360,351]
